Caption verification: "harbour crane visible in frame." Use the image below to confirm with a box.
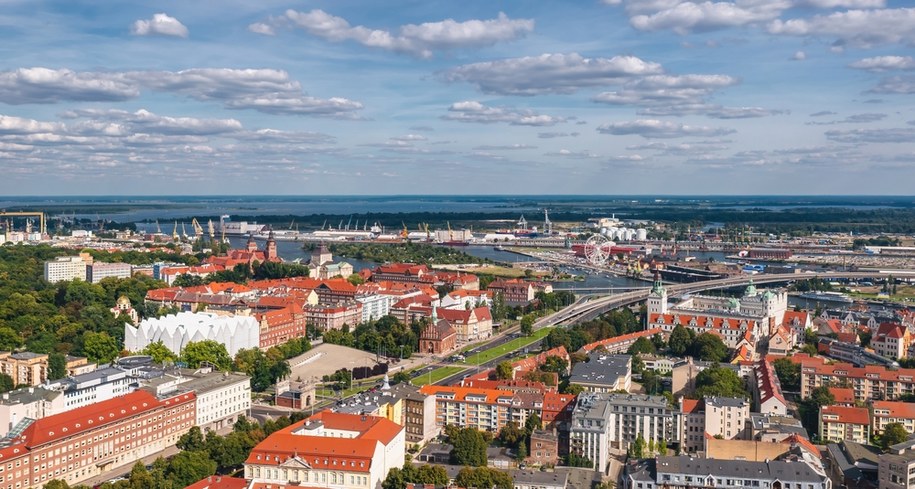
[172,221,179,241]
[155,220,161,234]
[207,219,215,240]
[181,222,189,240]
[191,218,204,239]
[401,222,409,240]
[424,223,431,241]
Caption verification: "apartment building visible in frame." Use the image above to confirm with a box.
[872,323,912,361]
[568,353,632,393]
[605,394,673,452]
[879,437,915,489]
[622,455,830,489]
[871,401,915,436]
[0,386,64,438]
[820,405,871,444]
[569,393,612,473]
[801,362,915,401]
[87,262,132,283]
[44,256,87,282]
[0,351,48,386]
[419,385,515,432]
[142,367,251,432]
[705,397,751,440]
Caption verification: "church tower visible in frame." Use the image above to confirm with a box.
[312,242,332,266]
[647,271,668,315]
[246,233,257,252]
[265,229,278,261]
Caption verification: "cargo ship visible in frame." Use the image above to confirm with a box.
[798,291,854,304]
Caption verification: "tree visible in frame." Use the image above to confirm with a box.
[141,341,178,364]
[48,352,67,380]
[882,423,909,449]
[450,427,488,467]
[564,452,593,468]
[164,450,216,488]
[773,357,801,391]
[495,360,514,380]
[82,331,120,364]
[627,337,656,355]
[689,333,728,362]
[381,467,406,489]
[628,433,646,458]
[524,413,542,434]
[129,461,153,489]
[0,373,13,393]
[540,355,568,374]
[520,315,534,336]
[455,467,512,489]
[695,364,748,399]
[177,426,205,452]
[415,464,449,486]
[516,439,528,461]
[43,481,71,489]
[668,325,694,356]
[799,386,835,437]
[181,340,232,370]
[499,422,525,447]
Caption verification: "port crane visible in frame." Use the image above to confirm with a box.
[191,218,204,239]
[401,222,409,240]
[207,219,215,240]
[172,221,179,241]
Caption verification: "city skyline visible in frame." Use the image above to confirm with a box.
[1,0,914,195]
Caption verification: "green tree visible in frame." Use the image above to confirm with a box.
[381,467,406,489]
[516,439,528,461]
[82,331,120,364]
[0,373,14,393]
[799,386,835,436]
[499,422,525,447]
[694,364,748,399]
[129,461,153,489]
[627,336,656,355]
[0,327,23,351]
[450,427,488,467]
[520,315,534,336]
[455,467,512,489]
[773,357,801,391]
[176,426,205,452]
[43,481,71,489]
[414,464,449,486]
[668,325,694,356]
[48,352,67,381]
[540,355,568,374]
[164,450,216,488]
[495,360,514,380]
[564,452,593,468]
[524,412,542,434]
[181,340,232,370]
[689,333,728,362]
[628,433,647,459]
[881,423,909,449]
[140,341,178,364]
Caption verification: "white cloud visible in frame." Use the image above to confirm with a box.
[593,73,737,108]
[247,22,275,36]
[630,1,789,34]
[442,53,663,95]
[797,0,885,7]
[0,68,137,104]
[806,112,887,124]
[391,134,428,142]
[768,8,915,48]
[472,144,536,150]
[849,56,915,72]
[0,115,61,135]
[538,132,580,138]
[0,67,363,118]
[597,119,736,138]
[792,51,806,61]
[825,127,915,143]
[131,13,189,38]
[443,101,565,126]
[868,76,915,94]
[545,149,601,159]
[278,10,533,58]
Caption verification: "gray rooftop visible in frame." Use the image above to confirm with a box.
[569,353,630,387]
[0,386,60,405]
[511,469,568,487]
[606,393,670,409]
[705,396,750,408]
[654,456,826,484]
[9,352,46,361]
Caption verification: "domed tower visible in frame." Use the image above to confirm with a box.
[647,271,668,315]
[265,228,278,261]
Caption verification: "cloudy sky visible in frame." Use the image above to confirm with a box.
[2,0,914,195]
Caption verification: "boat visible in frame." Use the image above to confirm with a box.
[798,291,854,304]
[439,241,469,247]
[494,245,505,251]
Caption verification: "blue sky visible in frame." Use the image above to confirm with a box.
[1,0,914,195]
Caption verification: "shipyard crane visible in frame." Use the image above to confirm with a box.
[181,222,189,240]
[207,219,215,240]
[191,218,204,239]
[424,223,431,241]
[447,221,454,241]
[172,221,179,241]
[155,220,161,234]
[401,222,409,240]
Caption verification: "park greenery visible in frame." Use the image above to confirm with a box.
[321,315,420,359]
[382,464,450,489]
[799,386,835,438]
[327,242,493,265]
[693,364,749,399]
[544,308,642,353]
[773,357,802,391]
[445,425,489,467]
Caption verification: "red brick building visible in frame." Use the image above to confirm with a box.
[312,279,358,305]
[419,319,457,355]
[256,304,308,349]
[371,263,432,284]
[487,279,536,306]
[0,390,195,488]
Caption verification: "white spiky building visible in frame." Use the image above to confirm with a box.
[125,311,259,357]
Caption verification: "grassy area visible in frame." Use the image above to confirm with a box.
[412,366,468,387]
[462,265,549,278]
[464,327,554,365]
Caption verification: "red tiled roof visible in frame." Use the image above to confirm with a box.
[419,385,514,404]
[821,405,870,425]
[245,411,402,471]
[184,476,248,489]
[781,310,809,327]
[875,322,906,340]
[681,399,703,414]
[872,400,915,420]
[650,313,758,331]
[21,390,193,448]
[580,328,662,353]
[828,387,855,405]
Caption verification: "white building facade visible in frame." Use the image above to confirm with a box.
[44,256,87,282]
[125,311,260,357]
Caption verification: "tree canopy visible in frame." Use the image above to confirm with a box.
[694,364,748,399]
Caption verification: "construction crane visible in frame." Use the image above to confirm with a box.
[155,220,161,234]
[424,223,431,241]
[191,218,204,239]
[172,221,179,241]
[207,219,215,240]
[401,222,409,240]
[181,222,188,240]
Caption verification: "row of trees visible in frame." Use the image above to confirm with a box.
[322,315,420,359]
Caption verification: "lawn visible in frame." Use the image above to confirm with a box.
[463,327,554,366]
[412,366,468,387]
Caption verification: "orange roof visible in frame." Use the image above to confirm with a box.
[21,390,193,448]
[828,387,855,405]
[821,405,870,425]
[782,433,819,456]
[650,313,757,331]
[872,400,915,420]
[419,385,514,404]
[681,399,703,414]
[245,411,402,471]
[781,310,809,327]
[184,476,248,489]
[580,328,663,353]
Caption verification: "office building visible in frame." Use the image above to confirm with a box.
[44,256,87,282]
